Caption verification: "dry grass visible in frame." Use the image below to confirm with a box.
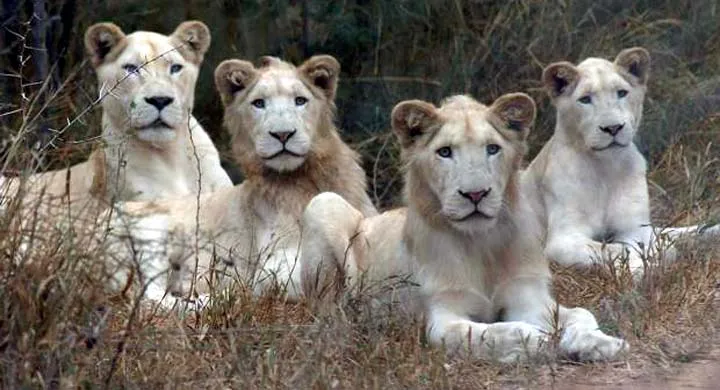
[2,1,720,389]
[1,105,718,390]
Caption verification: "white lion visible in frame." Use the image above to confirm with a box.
[102,55,377,305]
[300,93,627,362]
[1,21,231,220]
[521,47,718,277]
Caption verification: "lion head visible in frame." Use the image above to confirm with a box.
[392,93,536,235]
[84,21,211,144]
[542,47,650,153]
[214,55,340,173]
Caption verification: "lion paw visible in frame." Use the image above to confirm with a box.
[475,322,549,363]
[561,328,628,362]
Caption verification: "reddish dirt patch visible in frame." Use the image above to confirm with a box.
[546,344,720,389]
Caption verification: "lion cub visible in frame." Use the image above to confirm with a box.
[300,93,627,362]
[522,47,718,277]
[1,21,231,219]
[104,55,377,304]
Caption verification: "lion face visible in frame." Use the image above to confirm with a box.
[393,94,535,234]
[215,55,340,173]
[542,47,650,153]
[84,21,211,144]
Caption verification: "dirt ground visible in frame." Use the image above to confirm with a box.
[546,296,720,390]
[549,346,720,390]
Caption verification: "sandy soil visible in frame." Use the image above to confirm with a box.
[549,351,720,389]
[547,330,720,389]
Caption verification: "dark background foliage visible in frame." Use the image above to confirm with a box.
[1,2,720,388]
[2,0,719,208]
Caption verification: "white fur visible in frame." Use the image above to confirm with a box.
[1,25,232,222]
[243,74,314,172]
[100,56,377,307]
[104,209,172,301]
[96,30,233,201]
[522,48,718,278]
[301,94,627,362]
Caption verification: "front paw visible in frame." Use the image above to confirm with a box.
[476,322,549,363]
[561,328,628,361]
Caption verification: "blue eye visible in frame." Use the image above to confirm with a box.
[295,96,308,106]
[251,99,266,109]
[122,64,139,74]
[486,144,501,155]
[617,89,628,98]
[578,95,592,104]
[170,64,183,74]
[436,146,452,158]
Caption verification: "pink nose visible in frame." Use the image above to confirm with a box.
[270,130,296,143]
[458,189,491,204]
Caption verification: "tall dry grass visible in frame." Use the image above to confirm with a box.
[0,1,719,388]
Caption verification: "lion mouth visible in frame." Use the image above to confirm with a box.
[263,149,306,160]
[454,210,495,222]
[138,119,173,130]
[592,141,627,151]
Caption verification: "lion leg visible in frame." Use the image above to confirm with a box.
[300,192,366,309]
[614,224,682,279]
[498,276,627,362]
[655,222,720,243]
[613,224,671,279]
[555,306,629,361]
[546,232,646,276]
[252,247,304,301]
[426,305,549,363]
[104,208,174,303]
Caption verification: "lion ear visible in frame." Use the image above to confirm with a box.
[489,93,536,142]
[614,47,650,85]
[542,61,580,98]
[84,22,127,67]
[299,55,341,100]
[214,59,258,106]
[171,21,211,65]
[391,100,439,149]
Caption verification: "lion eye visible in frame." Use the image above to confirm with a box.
[436,146,453,158]
[486,144,501,155]
[617,89,628,98]
[295,96,308,106]
[578,95,592,104]
[122,64,139,74]
[170,64,183,74]
[251,99,266,109]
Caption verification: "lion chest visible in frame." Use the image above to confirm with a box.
[544,149,649,236]
[416,248,505,321]
[105,144,208,202]
[219,204,303,272]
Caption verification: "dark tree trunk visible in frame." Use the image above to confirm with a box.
[28,0,51,161]
[1,0,22,105]
[301,0,309,58]
[30,0,48,85]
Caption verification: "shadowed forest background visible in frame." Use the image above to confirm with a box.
[1,1,719,388]
[2,0,719,209]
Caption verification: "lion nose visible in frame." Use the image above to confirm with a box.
[145,96,174,110]
[270,130,296,144]
[599,123,624,136]
[458,188,491,204]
